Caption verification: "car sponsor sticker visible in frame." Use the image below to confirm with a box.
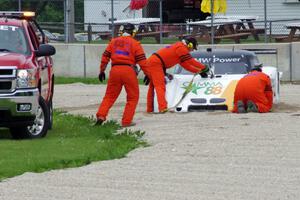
[181,81,223,95]
[197,57,242,63]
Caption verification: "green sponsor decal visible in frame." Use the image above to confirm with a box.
[181,81,223,95]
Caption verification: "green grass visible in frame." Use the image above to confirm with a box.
[0,111,147,181]
[75,35,272,45]
[75,37,180,44]
[55,76,103,84]
[55,76,145,85]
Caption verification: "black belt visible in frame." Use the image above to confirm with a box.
[111,63,139,75]
[153,53,167,75]
[112,63,134,67]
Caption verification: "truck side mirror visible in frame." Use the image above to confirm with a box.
[35,44,56,57]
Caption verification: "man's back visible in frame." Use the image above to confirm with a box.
[108,36,140,64]
[237,71,271,94]
[155,42,188,68]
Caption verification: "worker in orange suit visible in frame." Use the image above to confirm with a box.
[95,23,148,127]
[232,65,273,113]
[144,37,209,113]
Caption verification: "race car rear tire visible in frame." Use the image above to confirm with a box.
[10,96,50,139]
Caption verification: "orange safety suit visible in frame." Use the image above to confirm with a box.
[96,36,147,126]
[146,42,206,112]
[232,71,273,113]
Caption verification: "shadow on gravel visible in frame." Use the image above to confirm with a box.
[205,102,300,114]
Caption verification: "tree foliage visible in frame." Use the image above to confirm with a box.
[0,0,83,23]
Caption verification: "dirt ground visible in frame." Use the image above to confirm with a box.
[1,83,300,200]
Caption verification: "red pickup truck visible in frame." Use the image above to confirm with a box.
[0,12,55,139]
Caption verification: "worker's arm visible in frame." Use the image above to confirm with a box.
[134,41,148,75]
[264,76,273,104]
[100,40,113,72]
[176,46,206,73]
[181,58,208,73]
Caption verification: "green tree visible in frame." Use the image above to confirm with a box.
[74,0,84,23]
[36,3,64,22]
[0,0,83,23]
[0,0,18,10]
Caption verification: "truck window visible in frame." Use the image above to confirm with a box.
[29,21,44,44]
[0,25,30,55]
[27,23,40,50]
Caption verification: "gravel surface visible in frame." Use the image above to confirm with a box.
[1,83,300,200]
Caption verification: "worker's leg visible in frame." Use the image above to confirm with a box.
[121,68,139,126]
[96,69,122,120]
[150,65,167,112]
[146,81,155,113]
[233,99,247,113]
[252,99,271,113]
[256,102,272,113]
[248,93,271,113]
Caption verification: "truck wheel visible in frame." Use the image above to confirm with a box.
[10,96,50,139]
[48,99,53,130]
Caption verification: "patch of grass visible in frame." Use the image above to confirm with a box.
[72,35,271,45]
[55,76,145,85]
[0,111,147,181]
[74,37,180,44]
[55,76,104,84]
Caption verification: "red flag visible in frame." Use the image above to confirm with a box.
[130,0,148,10]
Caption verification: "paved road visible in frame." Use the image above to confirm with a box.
[1,84,300,200]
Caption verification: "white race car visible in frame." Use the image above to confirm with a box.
[154,49,282,112]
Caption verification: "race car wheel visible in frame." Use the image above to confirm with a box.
[10,96,50,139]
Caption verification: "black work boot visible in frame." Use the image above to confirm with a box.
[159,108,168,114]
[247,101,258,112]
[237,100,246,113]
[94,118,104,126]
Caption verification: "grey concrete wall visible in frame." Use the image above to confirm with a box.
[291,42,300,82]
[51,42,300,81]
[53,44,86,77]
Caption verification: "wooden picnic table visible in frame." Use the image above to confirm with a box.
[274,22,300,42]
[96,31,111,40]
[113,18,170,43]
[185,18,251,44]
[207,15,264,41]
[113,18,161,25]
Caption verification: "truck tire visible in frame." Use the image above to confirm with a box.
[10,96,50,139]
[48,98,53,130]
[49,76,54,130]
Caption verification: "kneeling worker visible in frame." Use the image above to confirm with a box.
[95,23,148,127]
[232,65,273,113]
